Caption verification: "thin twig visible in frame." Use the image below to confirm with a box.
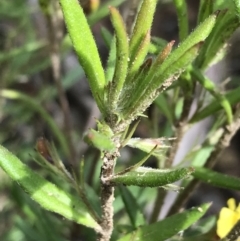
[166,92,193,168]
[167,104,240,216]
[46,0,77,166]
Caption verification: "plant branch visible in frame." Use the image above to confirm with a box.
[97,151,118,241]
[166,86,194,168]
[167,104,240,216]
[46,0,77,166]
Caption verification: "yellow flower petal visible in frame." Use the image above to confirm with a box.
[217,207,238,238]
[217,199,240,238]
[237,203,240,214]
[227,198,236,211]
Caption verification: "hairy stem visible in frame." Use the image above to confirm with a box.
[97,151,117,241]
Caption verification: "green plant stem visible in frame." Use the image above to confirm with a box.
[167,105,240,216]
[191,66,233,124]
[46,0,77,166]
[173,0,189,41]
[0,89,69,157]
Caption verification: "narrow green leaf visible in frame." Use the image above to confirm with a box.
[154,94,174,123]
[118,203,210,241]
[121,41,174,118]
[190,86,240,123]
[59,0,106,112]
[0,89,69,157]
[159,12,218,74]
[105,36,116,84]
[213,0,235,10]
[122,12,219,118]
[173,0,189,41]
[129,0,158,62]
[110,167,194,187]
[118,58,152,111]
[108,6,129,110]
[191,67,233,123]
[83,129,116,152]
[123,42,202,120]
[179,218,217,241]
[197,0,214,24]
[151,36,168,47]
[126,138,172,158]
[114,187,156,215]
[117,146,158,175]
[195,9,227,68]
[126,31,151,84]
[196,10,240,69]
[157,42,203,83]
[118,186,145,228]
[0,145,100,230]
[100,26,113,49]
[15,216,47,241]
[193,167,240,190]
[121,120,141,147]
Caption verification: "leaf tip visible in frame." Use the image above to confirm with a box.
[169,40,176,47]
[108,5,116,13]
[214,10,221,17]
